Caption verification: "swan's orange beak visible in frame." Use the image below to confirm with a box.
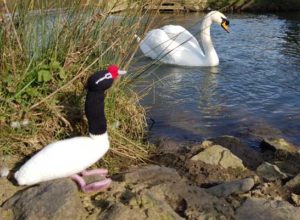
[221,20,230,33]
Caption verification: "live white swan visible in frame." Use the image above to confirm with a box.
[139,11,230,66]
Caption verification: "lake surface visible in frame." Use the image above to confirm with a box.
[133,12,300,146]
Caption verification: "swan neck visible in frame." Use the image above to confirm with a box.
[200,18,218,65]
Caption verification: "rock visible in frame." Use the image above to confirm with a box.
[189,140,214,156]
[292,193,300,206]
[191,145,245,170]
[256,162,288,181]
[147,182,234,219]
[261,138,299,153]
[0,178,19,202]
[96,165,234,219]
[273,160,300,176]
[209,136,263,170]
[99,195,184,220]
[284,174,300,194]
[236,197,300,220]
[206,178,254,197]
[2,178,85,220]
[0,207,14,220]
[123,165,183,185]
[155,137,187,155]
[0,166,9,177]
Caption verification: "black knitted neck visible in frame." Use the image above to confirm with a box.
[85,91,106,135]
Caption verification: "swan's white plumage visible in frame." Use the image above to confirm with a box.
[15,132,109,185]
[139,11,228,67]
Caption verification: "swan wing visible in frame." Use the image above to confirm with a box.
[15,136,109,185]
[161,25,204,56]
[140,26,206,66]
[140,29,179,61]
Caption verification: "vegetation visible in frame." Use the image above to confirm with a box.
[208,0,300,12]
[0,0,156,171]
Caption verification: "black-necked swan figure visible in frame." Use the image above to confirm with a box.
[139,11,230,66]
[14,65,126,192]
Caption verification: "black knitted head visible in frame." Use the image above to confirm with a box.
[85,65,126,135]
[86,71,114,92]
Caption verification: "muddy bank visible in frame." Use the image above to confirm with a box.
[1,136,300,219]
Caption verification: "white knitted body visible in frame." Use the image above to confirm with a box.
[15,132,109,185]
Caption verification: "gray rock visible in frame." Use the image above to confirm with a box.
[284,174,300,194]
[191,145,245,170]
[256,162,288,181]
[0,207,14,220]
[261,138,299,153]
[291,193,300,206]
[206,178,254,197]
[273,160,300,176]
[123,165,183,185]
[236,197,300,220]
[209,136,263,169]
[97,165,234,219]
[99,195,184,220]
[2,178,85,220]
[147,182,234,219]
[155,137,187,155]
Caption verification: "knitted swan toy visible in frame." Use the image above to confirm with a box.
[14,65,126,192]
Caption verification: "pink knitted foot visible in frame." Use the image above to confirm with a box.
[82,178,112,192]
[81,168,108,176]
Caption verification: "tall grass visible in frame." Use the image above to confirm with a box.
[0,0,155,171]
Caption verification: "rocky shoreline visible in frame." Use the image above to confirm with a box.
[1,136,300,219]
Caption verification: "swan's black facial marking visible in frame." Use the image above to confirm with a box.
[221,17,230,33]
[222,17,230,26]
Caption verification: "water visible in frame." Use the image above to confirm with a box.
[133,12,300,146]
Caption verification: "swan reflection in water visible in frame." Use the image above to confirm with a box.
[137,64,229,138]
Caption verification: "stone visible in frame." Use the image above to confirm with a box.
[123,165,183,185]
[273,160,300,176]
[147,182,234,219]
[191,145,245,170]
[209,136,263,169]
[97,165,234,219]
[284,174,300,194]
[206,178,255,197]
[2,178,85,220]
[236,197,300,220]
[261,138,299,153]
[0,178,20,206]
[0,207,14,220]
[155,137,187,155]
[292,193,300,206]
[256,162,288,181]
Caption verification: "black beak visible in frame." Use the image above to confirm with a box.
[221,18,230,33]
